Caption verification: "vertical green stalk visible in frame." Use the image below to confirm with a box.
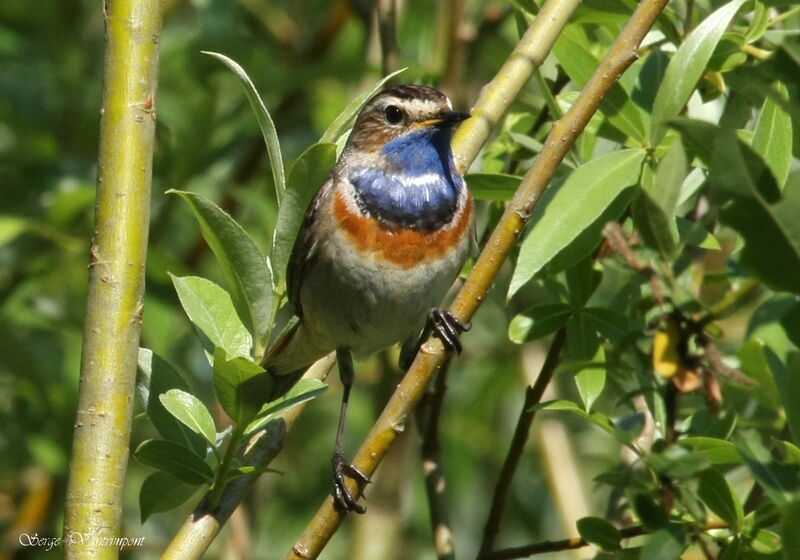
[64,1,163,558]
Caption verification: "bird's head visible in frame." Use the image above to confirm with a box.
[343,85,469,169]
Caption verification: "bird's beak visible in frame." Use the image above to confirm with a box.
[416,110,471,129]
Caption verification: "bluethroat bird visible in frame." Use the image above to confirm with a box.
[264,85,474,513]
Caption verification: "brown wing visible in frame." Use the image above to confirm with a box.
[285,177,335,318]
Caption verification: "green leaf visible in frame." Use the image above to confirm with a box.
[565,257,600,307]
[650,0,748,145]
[738,340,781,409]
[202,51,285,202]
[582,307,634,342]
[575,345,605,412]
[245,378,328,435]
[320,68,407,145]
[698,468,743,529]
[170,275,252,360]
[676,217,720,250]
[682,437,742,465]
[508,303,573,344]
[631,493,671,529]
[745,1,769,43]
[213,348,271,424]
[139,472,197,523]
[554,25,646,143]
[767,348,800,445]
[640,527,687,560]
[566,311,600,361]
[707,33,747,73]
[536,400,636,450]
[159,389,217,447]
[271,143,337,290]
[509,149,646,298]
[737,430,800,507]
[466,172,520,201]
[648,445,710,479]
[633,139,686,256]
[710,130,800,294]
[751,530,781,554]
[668,118,715,164]
[137,348,207,457]
[752,81,792,189]
[169,191,273,354]
[134,439,214,485]
[576,516,622,551]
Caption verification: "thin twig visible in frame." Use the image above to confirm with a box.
[480,520,729,560]
[420,357,456,560]
[478,329,566,557]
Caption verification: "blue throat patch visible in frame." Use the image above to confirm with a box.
[350,128,462,232]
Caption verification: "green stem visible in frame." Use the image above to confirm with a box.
[63,1,163,558]
[208,424,245,511]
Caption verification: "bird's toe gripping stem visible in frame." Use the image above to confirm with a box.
[427,308,471,354]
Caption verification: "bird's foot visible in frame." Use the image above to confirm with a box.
[331,451,370,514]
[428,308,471,354]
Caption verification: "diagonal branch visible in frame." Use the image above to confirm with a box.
[63,1,163,558]
[478,329,567,557]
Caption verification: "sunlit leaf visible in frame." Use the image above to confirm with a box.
[698,468,743,529]
[554,24,646,143]
[170,275,252,360]
[159,389,217,447]
[509,149,646,298]
[202,51,285,202]
[508,303,573,344]
[213,348,270,424]
[752,81,792,189]
[244,378,328,435]
[169,191,273,353]
[650,0,747,145]
[466,173,520,201]
[137,348,207,457]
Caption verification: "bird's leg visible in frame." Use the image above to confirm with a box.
[331,348,370,513]
[401,309,471,370]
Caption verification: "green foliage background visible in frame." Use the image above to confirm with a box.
[2,0,800,559]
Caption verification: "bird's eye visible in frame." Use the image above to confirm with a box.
[383,105,404,125]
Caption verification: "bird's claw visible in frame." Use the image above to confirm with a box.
[332,451,370,514]
[428,309,471,354]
